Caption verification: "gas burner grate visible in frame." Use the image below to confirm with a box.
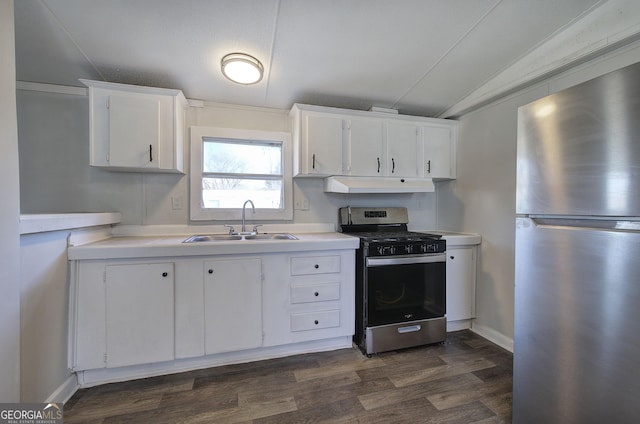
[343,231,441,243]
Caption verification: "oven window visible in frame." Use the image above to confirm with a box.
[366,262,445,326]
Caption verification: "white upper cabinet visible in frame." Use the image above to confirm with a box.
[290,103,457,180]
[81,79,188,173]
[290,105,344,176]
[422,125,456,179]
[386,122,420,177]
[347,118,384,176]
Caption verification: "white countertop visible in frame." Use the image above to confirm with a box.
[68,231,360,260]
[19,213,121,235]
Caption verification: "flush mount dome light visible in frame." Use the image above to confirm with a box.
[221,53,264,84]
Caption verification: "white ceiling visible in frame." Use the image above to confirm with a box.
[15,0,608,117]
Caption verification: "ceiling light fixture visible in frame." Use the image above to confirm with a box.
[221,53,264,85]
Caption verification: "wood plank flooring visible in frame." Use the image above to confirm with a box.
[64,330,512,423]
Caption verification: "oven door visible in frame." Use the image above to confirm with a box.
[365,253,446,327]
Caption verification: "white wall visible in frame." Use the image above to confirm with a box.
[18,97,438,230]
[0,0,22,402]
[437,40,640,350]
[17,90,145,223]
[20,231,76,402]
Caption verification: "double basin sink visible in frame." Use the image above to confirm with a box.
[183,233,298,243]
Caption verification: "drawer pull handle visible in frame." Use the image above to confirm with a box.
[398,325,421,334]
[162,272,168,277]
[314,320,319,325]
[314,291,319,296]
[314,264,319,269]
[208,269,213,274]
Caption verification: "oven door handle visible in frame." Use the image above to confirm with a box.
[366,253,445,267]
[398,325,422,334]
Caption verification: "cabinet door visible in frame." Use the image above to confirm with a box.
[105,263,174,368]
[386,122,420,177]
[423,126,453,178]
[304,114,344,175]
[446,247,476,321]
[348,118,384,176]
[204,258,262,354]
[108,94,161,169]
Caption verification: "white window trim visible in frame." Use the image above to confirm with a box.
[190,126,293,221]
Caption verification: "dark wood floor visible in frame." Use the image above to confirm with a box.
[64,330,512,423]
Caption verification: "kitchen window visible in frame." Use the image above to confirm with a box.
[190,126,293,221]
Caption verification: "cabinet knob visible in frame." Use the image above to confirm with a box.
[314,291,319,296]
[208,269,213,274]
[450,256,454,260]
[314,264,319,269]
[314,320,319,325]
[162,272,168,277]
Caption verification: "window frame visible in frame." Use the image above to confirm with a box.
[189,126,293,222]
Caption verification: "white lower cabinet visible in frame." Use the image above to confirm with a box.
[446,246,477,322]
[70,260,175,371]
[263,251,355,346]
[204,258,262,354]
[105,263,175,368]
[70,248,355,374]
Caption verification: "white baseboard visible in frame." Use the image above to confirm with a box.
[46,374,79,404]
[470,322,514,353]
[77,336,352,388]
[446,319,472,332]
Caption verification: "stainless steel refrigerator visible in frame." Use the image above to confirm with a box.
[514,61,640,423]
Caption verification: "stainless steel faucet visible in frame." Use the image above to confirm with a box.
[241,200,255,233]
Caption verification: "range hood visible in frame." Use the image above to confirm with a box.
[323,176,435,194]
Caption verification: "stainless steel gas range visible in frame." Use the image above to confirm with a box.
[340,207,446,356]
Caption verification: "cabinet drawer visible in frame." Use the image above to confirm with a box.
[291,310,340,332]
[290,283,340,304]
[290,255,341,275]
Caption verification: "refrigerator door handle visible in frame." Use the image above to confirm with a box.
[528,216,640,232]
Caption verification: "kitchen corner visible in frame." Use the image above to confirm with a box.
[421,230,481,333]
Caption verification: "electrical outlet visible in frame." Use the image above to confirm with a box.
[294,196,310,210]
[293,183,310,210]
[171,196,183,210]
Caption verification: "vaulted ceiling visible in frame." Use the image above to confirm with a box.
[15,0,616,118]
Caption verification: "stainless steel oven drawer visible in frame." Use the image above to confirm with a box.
[365,317,446,355]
